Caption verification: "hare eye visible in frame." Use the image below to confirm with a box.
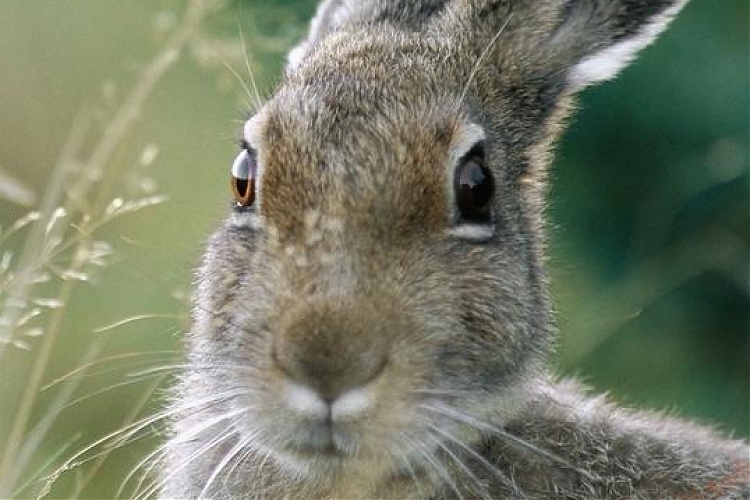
[455,151,493,223]
[231,148,257,207]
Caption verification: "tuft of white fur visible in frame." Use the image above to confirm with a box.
[446,224,494,241]
[243,115,265,148]
[286,44,308,72]
[447,122,486,171]
[568,0,690,89]
[331,387,372,420]
[229,210,261,229]
[285,382,329,418]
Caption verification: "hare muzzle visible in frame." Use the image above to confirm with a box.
[272,300,389,413]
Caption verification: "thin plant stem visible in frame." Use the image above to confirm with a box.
[0,278,78,496]
[71,375,166,499]
[10,344,102,498]
[0,108,90,355]
[0,0,219,495]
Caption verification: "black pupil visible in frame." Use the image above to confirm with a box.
[235,178,249,197]
[456,157,493,222]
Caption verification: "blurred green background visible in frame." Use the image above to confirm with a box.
[0,0,747,498]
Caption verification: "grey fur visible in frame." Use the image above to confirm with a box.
[160,0,750,499]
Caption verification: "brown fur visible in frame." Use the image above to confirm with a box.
[160,1,749,498]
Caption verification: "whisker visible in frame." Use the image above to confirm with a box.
[198,430,256,498]
[423,428,492,500]
[221,59,258,107]
[56,426,163,492]
[422,403,599,482]
[118,442,168,498]
[93,314,183,333]
[236,17,263,112]
[223,437,272,496]
[134,409,248,500]
[126,361,263,378]
[422,418,518,496]
[391,433,426,499]
[407,433,465,500]
[458,13,513,105]
[413,388,477,397]
[60,372,169,411]
[50,361,264,415]
[133,408,255,500]
[41,390,252,492]
[40,351,179,391]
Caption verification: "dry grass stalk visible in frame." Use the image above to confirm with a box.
[0,1,222,497]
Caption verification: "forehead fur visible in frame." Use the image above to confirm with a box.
[257,66,462,242]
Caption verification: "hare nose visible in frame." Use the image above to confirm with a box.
[272,301,388,402]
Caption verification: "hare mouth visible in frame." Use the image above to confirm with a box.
[267,431,359,477]
[280,420,360,460]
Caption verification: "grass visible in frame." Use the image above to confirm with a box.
[0,1,229,496]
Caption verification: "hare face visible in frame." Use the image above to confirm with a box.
[168,1,712,497]
[201,35,552,479]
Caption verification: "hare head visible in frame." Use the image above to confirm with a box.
[174,0,691,494]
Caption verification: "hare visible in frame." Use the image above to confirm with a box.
[161,0,749,498]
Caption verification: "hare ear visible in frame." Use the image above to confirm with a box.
[286,0,349,72]
[556,0,690,90]
[439,0,689,93]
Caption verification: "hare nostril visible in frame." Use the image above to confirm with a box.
[272,338,387,403]
[272,300,390,403]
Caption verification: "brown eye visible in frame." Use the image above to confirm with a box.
[231,148,257,207]
[455,151,494,222]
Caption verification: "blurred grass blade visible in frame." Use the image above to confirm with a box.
[0,167,36,206]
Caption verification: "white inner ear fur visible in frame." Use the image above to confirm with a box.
[567,0,690,89]
[285,0,351,73]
